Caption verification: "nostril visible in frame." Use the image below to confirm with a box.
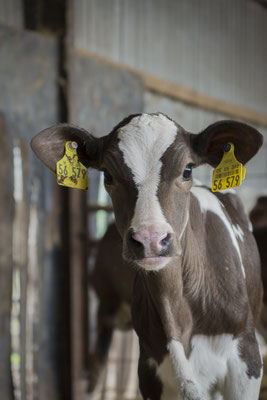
[127,229,144,249]
[130,234,143,248]
[160,233,172,247]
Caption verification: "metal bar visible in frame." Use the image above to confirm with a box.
[88,204,114,213]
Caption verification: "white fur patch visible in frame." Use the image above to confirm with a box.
[223,338,262,400]
[232,224,244,241]
[189,335,236,394]
[179,210,189,240]
[191,186,246,278]
[156,356,180,400]
[166,340,204,399]
[156,335,262,400]
[118,114,177,232]
[248,220,253,232]
[156,338,206,399]
[191,335,262,399]
[220,188,237,195]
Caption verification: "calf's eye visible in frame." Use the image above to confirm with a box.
[103,169,113,185]
[182,164,193,181]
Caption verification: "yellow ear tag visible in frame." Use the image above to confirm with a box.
[56,141,88,190]
[211,143,246,192]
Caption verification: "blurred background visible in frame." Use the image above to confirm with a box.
[0,0,267,399]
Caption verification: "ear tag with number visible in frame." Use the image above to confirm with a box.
[56,141,88,190]
[211,143,246,192]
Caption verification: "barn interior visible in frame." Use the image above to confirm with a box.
[0,0,267,399]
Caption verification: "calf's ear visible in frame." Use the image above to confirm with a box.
[31,124,103,172]
[190,120,263,167]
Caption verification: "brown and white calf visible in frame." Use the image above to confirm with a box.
[31,113,263,400]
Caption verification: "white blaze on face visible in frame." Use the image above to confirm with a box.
[118,114,177,232]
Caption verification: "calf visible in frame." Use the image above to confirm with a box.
[31,113,263,400]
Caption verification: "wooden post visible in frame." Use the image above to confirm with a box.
[0,112,14,399]
[69,189,89,399]
[67,1,89,398]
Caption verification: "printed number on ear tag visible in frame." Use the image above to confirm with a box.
[211,143,246,192]
[56,141,88,190]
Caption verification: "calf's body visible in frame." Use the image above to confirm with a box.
[132,185,262,399]
[31,113,263,399]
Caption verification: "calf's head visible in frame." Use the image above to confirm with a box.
[31,113,263,271]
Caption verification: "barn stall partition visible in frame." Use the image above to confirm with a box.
[0,24,72,400]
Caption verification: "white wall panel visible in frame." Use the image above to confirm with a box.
[73,0,267,115]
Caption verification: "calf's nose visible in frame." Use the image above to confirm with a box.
[130,227,173,256]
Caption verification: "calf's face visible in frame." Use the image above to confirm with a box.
[31,113,263,271]
[102,114,194,270]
